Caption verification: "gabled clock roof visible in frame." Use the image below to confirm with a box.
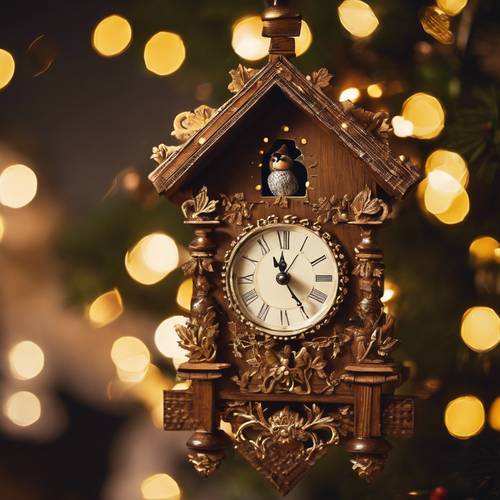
[149,56,421,199]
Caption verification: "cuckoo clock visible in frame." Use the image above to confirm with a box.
[148,1,421,495]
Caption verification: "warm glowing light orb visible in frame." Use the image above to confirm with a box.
[423,181,461,215]
[338,0,379,38]
[111,336,150,373]
[154,316,189,360]
[176,278,192,311]
[437,0,468,16]
[469,236,499,264]
[425,150,469,187]
[427,170,462,194]
[4,391,41,427]
[92,15,132,57]
[339,87,361,103]
[367,83,383,98]
[88,288,123,328]
[144,32,186,76]
[0,48,15,90]
[125,233,179,285]
[402,93,445,139]
[489,397,500,431]
[433,189,469,224]
[0,215,5,242]
[381,280,398,303]
[8,341,45,380]
[141,473,181,500]
[0,164,38,208]
[461,307,500,353]
[445,395,485,439]
[296,20,313,57]
[391,115,414,138]
[231,16,269,61]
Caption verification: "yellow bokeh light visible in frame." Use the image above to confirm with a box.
[296,20,313,57]
[0,48,15,90]
[367,83,383,98]
[4,391,41,427]
[339,87,361,103]
[469,236,499,264]
[338,0,379,38]
[489,397,500,431]
[92,15,132,57]
[423,181,461,215]
[141,473,181,500]
[144,32,186,76]
[381,280,398,303]
[433,189,469,224]
[176,278,192,311]
[437,0,468,16]
[8,341,45,380]
[461,307,500,353]
[125,233,179,285]
[391,115,414,138]
[154,316,189,360]
[111,336,150,373]
[231,16,269,61]
[445,395,485,439]
[0,215,5,242]
[0,164,38,209]
[427,170,462,194]
[116,366,148,383]
[402,93,445,139]
[425,150,469,188]
[87,288,123,328]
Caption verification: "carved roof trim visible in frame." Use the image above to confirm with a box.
[149,57,421,199]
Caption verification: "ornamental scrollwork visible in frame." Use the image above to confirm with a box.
[350,455,386,482]
[150,143,181,164]
[228,64,258,93]
[188,452,224,477]
[220,192,257,225]
[341,101,392,144]
[181,186,219,221]
[307,68,333,92]
[171,104,216,142]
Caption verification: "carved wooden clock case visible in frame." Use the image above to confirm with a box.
[148,2,420,495]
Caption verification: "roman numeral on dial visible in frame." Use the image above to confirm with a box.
[257,236,270,255]
[280,309,290,326]
[243,255,259,265]
[257,302,270,321]
[308,287,328,303]
[310,255,326,266]
[315,274,332,282]
[242,288,258,305]
[238,273,254,284]
[277,230,290,250]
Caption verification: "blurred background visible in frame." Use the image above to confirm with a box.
[0,0,499,499]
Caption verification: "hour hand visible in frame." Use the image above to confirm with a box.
[278,251,287,272]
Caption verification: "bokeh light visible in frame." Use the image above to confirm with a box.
[461,307,500,353]
[111,336,150,374]
[367,83,383,98]
[125,233,179,285]
[381,280,399,303]
[87,288,123,328]
[433,189,469,224]
[445,395,485,439]
[339,87,361,103]
[425,150,469,188]
[296,20,313,57]
[338,0,379,38]
[8,341,45,380]
[402,93,445,139]
[489,397,500,431]
[231,16,269,61]
[469,236,499,264]
[92,15,132,57]
[0,48,15,90]
[141,473,181,500]
[0,215,5,242]
[4,391,41,427]
[391,116,414,138]
[154,316,189,360]
[144,32,186,76]
[176,278,192,311]
[0,164,38,208]
[437,0,468,16]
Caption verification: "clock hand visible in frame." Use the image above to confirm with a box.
[285,253,299,273]
[278,251,287,272]
[286,283,302,307]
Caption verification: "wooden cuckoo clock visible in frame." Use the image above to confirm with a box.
[148,1,420,495]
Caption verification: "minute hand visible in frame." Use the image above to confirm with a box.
[286,283,302,307]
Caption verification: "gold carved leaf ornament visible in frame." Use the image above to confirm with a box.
[228,64,258,93]
[307,68,333,91]
[181,186,219,221]
[171,104,216,142]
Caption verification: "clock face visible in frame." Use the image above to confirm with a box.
[225,222,344,337]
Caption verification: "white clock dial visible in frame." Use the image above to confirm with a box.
[225,222,344,337]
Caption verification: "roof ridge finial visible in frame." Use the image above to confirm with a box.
[261,0,302,61]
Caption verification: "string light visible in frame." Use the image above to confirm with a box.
[339,87,361,103]
[144,32,186,76]
[445,395,485,439]
[436,0,468,16]
[0,164,38,208]
[489,397,500,431]
[469,236,499,264]
[176,278,192,311]
[231,16,269,61]
[4,391,41,427]
[87,288,123,328]
[154,316,189,360]
[367,83,383,98]
[460,307,500,353]
[111,336,150,375]
[8,341,45,380]
[0,48,15,90]
[402,93,445,139]
[425,150,469,188]
[391,116,414,138]
[141,473,181,500]
[92,15,132,57]
[338,0,379,38]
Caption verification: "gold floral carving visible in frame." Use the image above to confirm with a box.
[311,186,389,225]
[171,104,216,142]
[341,101,392,143]
[220,192,257,225]
[350,455,386,482]
[150,143,181,164]
[230,322,349,395]
[188,452,224,477]
[228,64,258,93]
[307,68,333,91]
[181,186,219,221]
[175,307,219,362]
